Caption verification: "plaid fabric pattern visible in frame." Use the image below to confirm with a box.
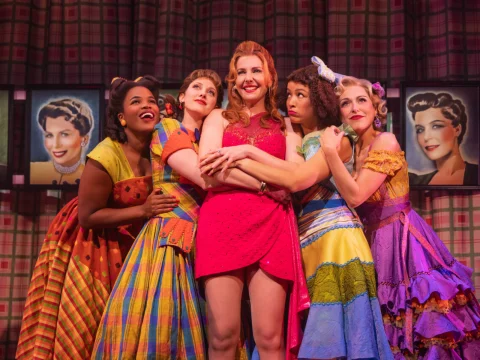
[1,1,480,358]
[91,224,206,359]
[410,190,480,296]
[3,1,477,87]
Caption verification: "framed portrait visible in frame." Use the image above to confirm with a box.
[401,81,480,189]
[25,85,104,188]
[0,86,13,188]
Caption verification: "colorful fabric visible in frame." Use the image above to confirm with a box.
[15,138,152,360]
[195,113,309,360]
[297,131,393,359]
[357,149,480,359]
[91,117,208,359]
[88,137,135,183]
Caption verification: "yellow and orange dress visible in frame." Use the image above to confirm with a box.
[357,149,480,359]
[16,137,152,360]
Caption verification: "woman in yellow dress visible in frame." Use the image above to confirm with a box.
[16,76,177,359]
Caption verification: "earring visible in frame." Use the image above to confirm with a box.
[373,116,382,130]
[80,139,87,147]
[120,119,127,127]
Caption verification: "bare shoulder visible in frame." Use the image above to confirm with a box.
[371,132,401,152]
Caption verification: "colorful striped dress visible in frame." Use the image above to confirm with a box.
[91,118,207,359]
[297,128,393,359]
[16,138,152,359]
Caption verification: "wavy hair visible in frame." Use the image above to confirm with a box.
[334,76,387,129]
[407,92,467,145]
[223,41,284,130]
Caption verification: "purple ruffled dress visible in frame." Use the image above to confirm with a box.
[356,149,480,359]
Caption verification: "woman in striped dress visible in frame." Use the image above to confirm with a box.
[91,69,267,359]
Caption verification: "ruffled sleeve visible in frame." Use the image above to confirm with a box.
[362,150,405,176]
[87,137,133,183]
[151,118,195,163]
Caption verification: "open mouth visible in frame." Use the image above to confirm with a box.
[425,145,439,152]
[52,151,67,158]
[242,85,258,93]
[140,111,155,120]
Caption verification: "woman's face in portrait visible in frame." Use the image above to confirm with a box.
[414,107,461,161]
[121,86,160,134]
[234,55,269,105]
[43,116,86,167]
[286,81,316,125]
[179,77,218,118]
[339,85,376,133]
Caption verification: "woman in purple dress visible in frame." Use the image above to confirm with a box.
[320,76,480,359]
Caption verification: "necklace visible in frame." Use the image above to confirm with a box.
[53,158,82,174]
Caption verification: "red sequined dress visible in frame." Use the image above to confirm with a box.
[195,113,309,360]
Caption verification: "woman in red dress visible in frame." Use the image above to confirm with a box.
[195,41,309,360]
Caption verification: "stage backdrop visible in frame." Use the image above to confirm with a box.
[0,0,479,87]
[1,1,480,359]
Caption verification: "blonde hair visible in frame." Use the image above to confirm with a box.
[335,76,387,128]
[223,41,284,130]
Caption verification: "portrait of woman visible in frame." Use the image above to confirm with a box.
[405,88,479,186]
[28,88,102,186]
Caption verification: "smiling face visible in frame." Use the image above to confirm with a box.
[286,81,317,127]
[339,85,376,133]
[414,107,461,161]
[119,86,160,135]
[234,55,270,106]
[179,77,218,119]
[43,116,85,167]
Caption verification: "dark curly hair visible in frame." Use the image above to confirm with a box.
[284,65,340,130]
[38,98,94,136]
[158,69,224,122]
[104,75,162,143]
[407,92,467,145]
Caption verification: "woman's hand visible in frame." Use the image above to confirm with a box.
[199,145,251,175]
[141,189,179,218]
[320,126,344,155]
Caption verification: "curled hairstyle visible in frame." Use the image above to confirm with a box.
[334,76,387,128]
[407,92,467,145]
[38,98,94,136]
[286,65,340,129]
[223,41,284,129]
[174,69,224,121]
[105,75,162,143]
